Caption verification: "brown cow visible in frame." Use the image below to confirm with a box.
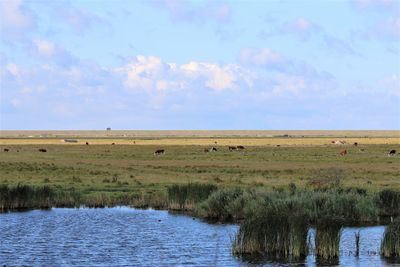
[340,149,347,156]
[86,142,89,145]
[237,146,245,150]
[38,148,47,152]
[228,146,237,151]
[4,148,9,152]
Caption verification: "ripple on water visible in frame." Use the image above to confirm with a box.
[0,208,394,266]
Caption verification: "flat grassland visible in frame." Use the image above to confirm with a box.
[1,131,399,200]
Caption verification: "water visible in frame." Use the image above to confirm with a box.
[0,208,396,266]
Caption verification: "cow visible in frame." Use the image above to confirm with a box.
[340,149,347,156]
[4,148,9,152]
[228,146,237,151]
[86,142,89,145]
[204,148,210,153]
[276,145,281,147]
[211,147,217,152]
[154,149,165,155]
[388,150,396,156]
[237,145,245,150]
[111,143,115,145]
[354,142,358,146]
[38,148,47,152]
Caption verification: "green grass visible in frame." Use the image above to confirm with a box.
[381,218,400,259]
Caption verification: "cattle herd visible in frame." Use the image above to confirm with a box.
[1,142,398,158]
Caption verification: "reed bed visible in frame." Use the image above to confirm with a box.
[315,218,342,260]
[167,183,217,210]
[381,218,400,258]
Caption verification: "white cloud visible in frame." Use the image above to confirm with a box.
[0,0,33,30]
[122,55,252,91]
[238,48,284,67]
[34,39,55,57]
[0,0,36,40]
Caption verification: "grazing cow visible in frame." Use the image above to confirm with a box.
[340,149,347,156]
[354,142,358,146]
[211,147,217,152]
[228,146,237,151]
[204,148,210,153]
[276,145,281,147]
[38,148,47,152]
[237,145,245,150]
[388,150,396,156]
[4,148,9,152]
[86,142,89,145]
[154,149,165,155]
[111,143,115,145]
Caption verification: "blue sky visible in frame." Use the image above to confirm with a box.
[0,0,399,130]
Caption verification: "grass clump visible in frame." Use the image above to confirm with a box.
[376,189,400,217]
[167,183,217,210]
[232,202,308,259]
[381,218,400,259]
[0,184,54,211]
[315,218,342,261]
[198,188,243,221]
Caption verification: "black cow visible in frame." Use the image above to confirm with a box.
[86,142,89,145]
[228,146,237,151]
[4,148,9,152]
[354,142,358,146]
[211,147,217,151]
[154,149,165,155]
[111,143,115,145]
[388,150,396,156]
[237,145,245,150]
[38,148,47,152]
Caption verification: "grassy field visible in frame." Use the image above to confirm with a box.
[1,132,399,199]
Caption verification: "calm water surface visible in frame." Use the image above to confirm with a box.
[0,207,396,266]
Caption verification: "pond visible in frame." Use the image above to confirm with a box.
[0,208,394,266]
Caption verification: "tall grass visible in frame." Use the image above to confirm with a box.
[0,184,54,211]
[315,218,342,260]
[167,183,217,210]
[232,202,308,259]
[381,218,400,258]
[376,189,400,217]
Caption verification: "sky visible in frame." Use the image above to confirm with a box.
[0,0,399,130]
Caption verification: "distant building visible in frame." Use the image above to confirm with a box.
[106,127,111,131]
[63,139,78,143]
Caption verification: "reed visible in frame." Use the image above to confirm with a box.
[315,218,342,260]
[0,184,54,211]
[376,189,400,217]
[232,201,308,259]
[197,188,243,220]
[355,231,360,257]
[381,218,400,259]
[167,183,217,210]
